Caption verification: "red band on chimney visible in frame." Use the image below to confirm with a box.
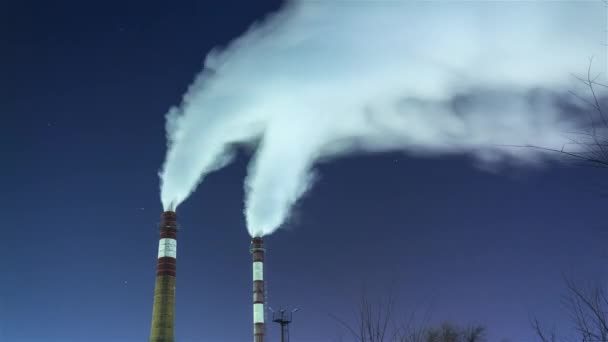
[160,228,177,239]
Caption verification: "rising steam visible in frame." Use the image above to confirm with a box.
[160,0,605,237]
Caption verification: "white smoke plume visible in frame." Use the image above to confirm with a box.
[160,0,606,237]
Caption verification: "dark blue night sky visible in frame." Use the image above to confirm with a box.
[2,1,607,341]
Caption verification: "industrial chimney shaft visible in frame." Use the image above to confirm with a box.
[251,237,265,342]
[149,211,178,342]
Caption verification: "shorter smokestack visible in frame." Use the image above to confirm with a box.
[150,211,178,342]
[250,237,265,342]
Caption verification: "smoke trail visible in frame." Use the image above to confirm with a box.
[160,0,605,236]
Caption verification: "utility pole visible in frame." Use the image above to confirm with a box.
[272,308,298,342]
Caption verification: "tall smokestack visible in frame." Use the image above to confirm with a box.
[250,237,265,342]
[150,211,178,342]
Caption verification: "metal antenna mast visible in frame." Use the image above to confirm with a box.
[272,308,298,342]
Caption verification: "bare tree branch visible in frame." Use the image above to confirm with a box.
[535,278,608,342]
[531,317,557,342]
[515,59,608,170]
[332,289,487,342]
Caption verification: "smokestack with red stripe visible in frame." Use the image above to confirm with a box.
[150,211,178,342]
[250,237,265,342]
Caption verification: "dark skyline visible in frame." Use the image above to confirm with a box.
[3,1,607,341]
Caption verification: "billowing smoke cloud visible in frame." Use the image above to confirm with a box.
[160,0,605,236]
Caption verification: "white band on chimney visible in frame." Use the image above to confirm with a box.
[253,262,263,281]
[253,303,264,323]
[158,238,177,258]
